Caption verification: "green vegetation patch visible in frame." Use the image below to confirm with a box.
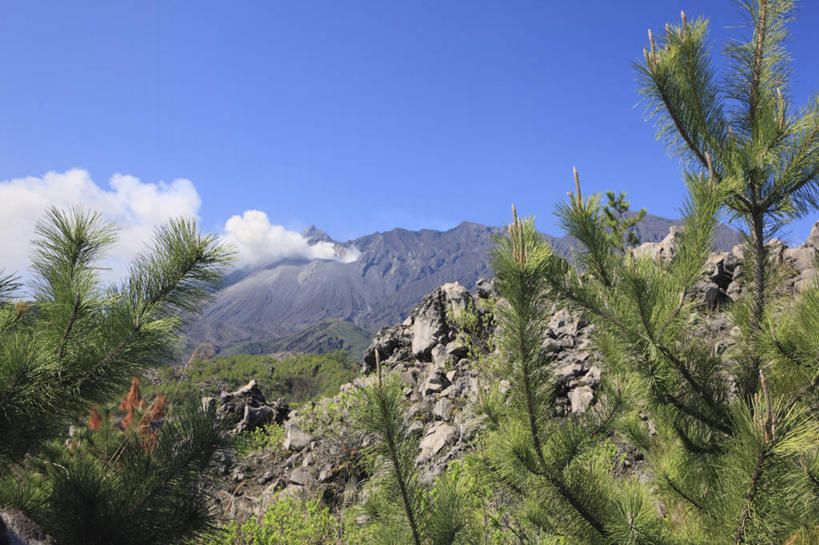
[149,349,360,407]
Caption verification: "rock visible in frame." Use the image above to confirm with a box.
[433,398,454,420]
[421,372,451,396]
[805,221,819,250]
[555,362,583,380]
[785,246,816,272]
[705,252,733,289]
[0,509,56,545]
[400,368,419,387]
[283,424,312,451]
[476,278,497,299]
[218,380,267,421]
[288,468,313,486]
[634,226,684,262]
[445,341,469,361]
[412,318,443,361]
[796,269,819,293]
[692,279,728,311]
[568,386,594,415]
[582,366,602,388]
[318,465,335,483]
[430,344,449,367]
[411,283,472,361]
[235,405,274,434]
[362,326,413,374]
[419,422,458,461]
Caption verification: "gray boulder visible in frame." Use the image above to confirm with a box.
[0,509,56,545]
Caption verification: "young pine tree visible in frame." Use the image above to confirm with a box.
[477,2,819,541]
[352,357,473,545]
[636,0,819,398]
[0,207,233,544]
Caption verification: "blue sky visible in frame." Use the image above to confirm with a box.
[1,0,818,249]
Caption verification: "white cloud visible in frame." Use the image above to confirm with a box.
[0,169,359,286]
[222,210,360,269]
[0,169,202,281]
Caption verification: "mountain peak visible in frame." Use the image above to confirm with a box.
[302,225,333,244]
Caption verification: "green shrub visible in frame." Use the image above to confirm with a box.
[201,496,369,544]
[235,424,285,458]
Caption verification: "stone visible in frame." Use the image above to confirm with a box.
[430,344,448,366]
[692,279,728,310]
[705,252,733,289]
[235,405,274,434]
[283,424,312,451]
[796,269,819,293]
[318,465,335,483]
[634,225,684,262]
[805,221,819,250]
[288,468,313,486]
[400,368,419,387]
[433,398,454,420]
[419,422,458,461]
[555,362,583,380]
[785,246,816,272]
[0,509,57,545]
[568,386,594,415]
[412,318,442,361]
[476,278,497,299]
[582,366,602,387]
[421,372,451,396]
[445,341,469,361]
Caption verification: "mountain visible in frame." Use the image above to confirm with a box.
[186,216,743,355]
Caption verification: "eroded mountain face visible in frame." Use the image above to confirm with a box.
[187,218,743,356]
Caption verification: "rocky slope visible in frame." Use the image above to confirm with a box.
[188,217,742,355]
[203,221,819,526]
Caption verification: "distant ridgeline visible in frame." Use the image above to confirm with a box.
[186,217,743,359]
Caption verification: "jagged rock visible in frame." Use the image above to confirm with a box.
[796,269,819,293]
[0,509,56,545]
[705,252,734,289]
[362,325,413,374]
[235,405,274,434]
[433,398,454,420]
[692,279,728,311]
[568,386,594,415]
[445,341,468,361]
[218,380,267,421]
[476,278,497,299]
[283,424,311,452]
[805,221,819,250]
[419,422,458,461]
[786,246,817,272]
[634,225,684,262]
[289,468,313,486]
[409,283,472,361]
[421,372,451,396]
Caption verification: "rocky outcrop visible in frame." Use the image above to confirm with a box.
[214,380,290,434]
[0,509,56,545]
[635,221,819,310]
[213,279,602,522]
[211,221,819,524]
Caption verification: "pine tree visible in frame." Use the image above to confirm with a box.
[636,0,819,399]
[476,2,819,542]
[0,207,233,544]
[351,356,473,545]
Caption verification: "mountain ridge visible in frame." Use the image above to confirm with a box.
[187,216,743,355]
